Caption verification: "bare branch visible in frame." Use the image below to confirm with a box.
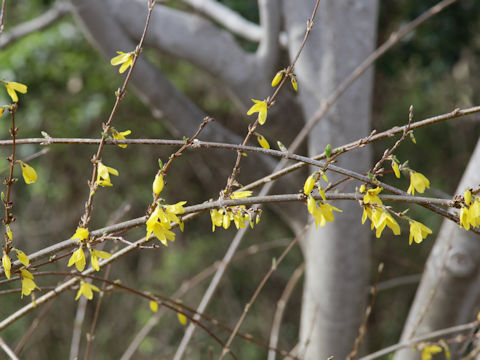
[0,337,18,360]
[0,1,70,49]
[182,0,287,47]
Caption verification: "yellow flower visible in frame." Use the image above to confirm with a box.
[256,134,270,149]
[371,210,401,238]
[459,206,470,230]
[363,187,383,205]
[164,201,187,224]
[470,198,480,227]
[307,196,342,227]
[3,81,27,103]
[409,220,432,245]
[361,205,373,225]
[303,174,316,195]
[20,161,37,184]
[75,280,100,300]
[391,161,401,178]
[152,174,164,195]
[71,227,89,242]
[2,251,11,279]
[271,71,283,87]
[110,51,135,74]
[149,300,158,312]
[96,162,119,187]
[230,191,252,199]
[421,344,443,360]
[359,184,366,193]
[15,249,29,267]
[232,210,249,229]
[407,171,430,195]
[68,246,86,272]
[210,209,223,232]
[247,99,268,125]
[223,210,233,229]
[20,269,39,298]
[146,206,176,246]
[89,249,111,271]
[111,128,131,148]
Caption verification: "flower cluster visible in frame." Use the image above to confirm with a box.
[360,186,432,244]
[146,201,186,246]
[459,189,480,230]
[210,191,259,231]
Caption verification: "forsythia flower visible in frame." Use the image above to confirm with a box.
[111,128,131,148]
[247,99,268,125]
[164,201,186,224]
[363,187,383,205]
[68,247,86,272]
[290,75,298,91]
[371,209,401,238]
[307,196,342,227]
[6,225,12,241]
[89,249,111,271]
[210,209,224,232]
[303,174,316,195]
[20,269,39,298]
[146,205,176,246]
[256,134,270,149]
[20,161,37,184]
[75,280,100,300]
[3,81,27,103]
[96,162,119,187]
[152,174,164,195]
[15,249,29,267]
[111,51,135,74]
[407,171,430,195]
[71,227,89,242]
[409,220,432,245]
[421,344,443,360]
[2,251,11,279]
[230,191,252,199]
[391,161,401,178]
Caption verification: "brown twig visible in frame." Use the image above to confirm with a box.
[346,263,384,360]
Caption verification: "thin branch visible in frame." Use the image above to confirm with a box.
[0,337,18,360]
[267,263,305,360]
[0,2,70,49]
[181,0,287,47]
[359,321,478,360]
[288,0,458,155]
[0,0,6,34]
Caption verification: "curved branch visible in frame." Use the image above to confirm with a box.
[181,0,287,47]
[0,1,70,49]
[111,0,263,100]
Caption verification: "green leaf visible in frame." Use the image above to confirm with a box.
[325,144,332,158]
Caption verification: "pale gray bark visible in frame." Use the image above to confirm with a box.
[396,138,480,360]
[282,0,379,358]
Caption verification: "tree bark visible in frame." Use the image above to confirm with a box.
[396,137,480,360]
[282,0,379,358]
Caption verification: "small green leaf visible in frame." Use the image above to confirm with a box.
[1,192,4,201]
[325,144,332,158]
[158,159,163,168]
[409,132,416,144]
[277,141,287,152]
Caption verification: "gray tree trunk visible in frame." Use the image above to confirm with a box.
[396,137,480,360]
[282,0,378,358]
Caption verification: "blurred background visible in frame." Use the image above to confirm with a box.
[0,0,480,358]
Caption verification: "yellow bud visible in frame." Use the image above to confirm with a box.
[359,185,366,193]
[303,174,316,195]
[464,189,472,206]
[153,174,164,195]
[15,249,29,267]
[2,251,11,279]
[20,161,37,184]
[271,71,283,87]
[177,312,188,325]
[290,75,298,91]
[256,134,270,149]
[149,300,158,313]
